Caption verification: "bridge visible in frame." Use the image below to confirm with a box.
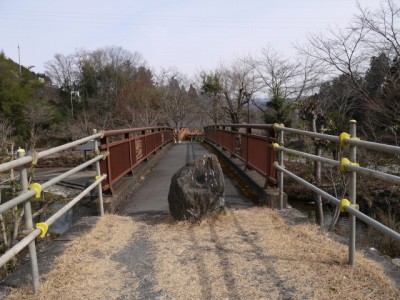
[0,122,400,298]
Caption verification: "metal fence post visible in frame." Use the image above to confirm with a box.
[93,129,104,216]
[278,125,285,210]
[245,127,251,170]
[348,120,357,266]
[17,149,40,293]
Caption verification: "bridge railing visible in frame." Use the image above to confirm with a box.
[0,131,108,294]
[272,120,400,266]
[99,126,173,193]
[204,124,278,187]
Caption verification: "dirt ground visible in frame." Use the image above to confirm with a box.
[4,208,400,300]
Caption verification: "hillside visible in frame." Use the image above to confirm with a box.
[0,52,65,151]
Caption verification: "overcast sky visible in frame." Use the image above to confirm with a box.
[0,0,384,78]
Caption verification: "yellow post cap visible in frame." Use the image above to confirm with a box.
[36,222,49,238]
[17,148,25,154]
[340,198,351,212]
[340,158,351,171]
[272,143,281,151]
[339,132,351,147]
[339,158,359,172]
[29,183,42,198]
[273,123,283,131]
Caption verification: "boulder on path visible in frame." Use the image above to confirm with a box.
[168,154,225,221]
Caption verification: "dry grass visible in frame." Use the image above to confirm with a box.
[5,214,139,300]
[5,208,400,299]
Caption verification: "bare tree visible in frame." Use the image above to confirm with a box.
[157,69,197,142]
[355,0,400,58]
[217,59,259,124]
[300,0,400,138]
[23,99,55,149]
[354,0,400,139]
[45,47,155,133]
[45,53,80,91]
[303,26,370,100]
[247,47,321,125]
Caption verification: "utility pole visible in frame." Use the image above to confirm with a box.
[71,91,74,119]
[18,45,21,76]
[244,91,251,123]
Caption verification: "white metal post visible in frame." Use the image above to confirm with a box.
[18,149,40,293]
[278,126,284,210]
[93,129,104,216]
[348,120,357,266]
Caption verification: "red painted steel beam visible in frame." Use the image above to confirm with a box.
[204,124,278,186]
[100,127,173,193]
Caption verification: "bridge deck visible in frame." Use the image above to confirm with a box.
[120,142,253,216]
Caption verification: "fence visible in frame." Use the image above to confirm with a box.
[204,124,278,187]
[272,120,400,266]
[100,127,173,193]
[0,130,107,293]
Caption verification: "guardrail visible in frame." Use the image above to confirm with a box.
[99,126,173,193]
[204,124,278,187]
[272,120,400,266]
[0,130,108,294]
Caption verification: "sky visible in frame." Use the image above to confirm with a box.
[0,0,384,78]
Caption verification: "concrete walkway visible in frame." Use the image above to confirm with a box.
[120,142,253,215]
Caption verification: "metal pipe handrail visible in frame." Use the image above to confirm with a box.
[344,164,400,185]
[216,129,273,141]
[45,175,106,226]
[344,138,400,156]
[0,132,103,173]
[0,229,41,269]
[346,205,400,241]
[274,162,400,242]
[207,121,400,265]
[277,144,400,185]
[275,145,340,167]
[0,175,106,269]
[273,123,400,155]
[274,162,340,205]
[274,125,339,143]
[0,129,118,293]
[0,153,107,214]
[207,124,274,130]
[102,126,171,138]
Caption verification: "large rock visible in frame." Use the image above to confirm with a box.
[168,154,225,221]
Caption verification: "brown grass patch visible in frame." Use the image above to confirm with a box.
[149,208,399,299]
[5,214,139,300]
[5,208,400,299]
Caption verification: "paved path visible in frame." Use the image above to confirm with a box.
[120,142,252,215]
